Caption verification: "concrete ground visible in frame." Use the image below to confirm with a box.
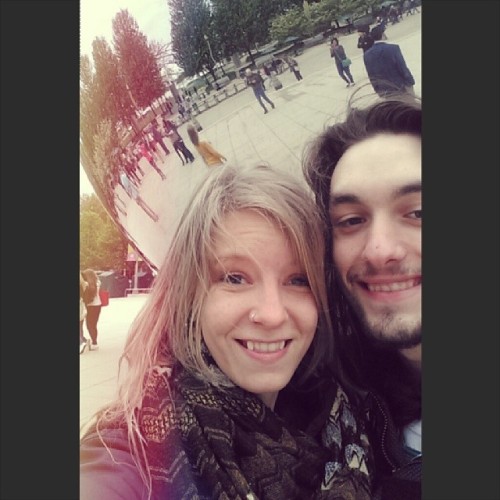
[81,12,421,432]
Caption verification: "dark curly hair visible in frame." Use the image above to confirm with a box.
[302,89,422,429]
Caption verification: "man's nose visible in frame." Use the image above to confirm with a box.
[361,219,407,268]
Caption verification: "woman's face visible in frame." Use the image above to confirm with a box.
[200,209,318,409]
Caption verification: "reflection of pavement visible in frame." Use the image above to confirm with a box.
[118,13,421,269]
[81,14,421,429]
[80,295,148,432]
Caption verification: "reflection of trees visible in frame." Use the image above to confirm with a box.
[166,0,373,75]
[167,0,214,78]
[80,194,128,271]
[80,8,167,206]
[211,0,286,64]
[112,10,166,111]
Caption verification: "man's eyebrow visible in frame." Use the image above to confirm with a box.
[396,182,421,197]
[330,182,422,208]
[330,194,360,207]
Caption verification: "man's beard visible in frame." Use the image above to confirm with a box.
[340,279,422,350]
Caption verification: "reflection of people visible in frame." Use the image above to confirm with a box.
[162,118,195,164]
[286,55,303,81]
[303,91,422,500]
[363,25,415,96]
[244,68,275,114]
[119,169,159,222]
[81,269,102,350]
[79,272,91,354]
[356,25,374,53]
[80,164,373,500]
[172,128,195,164]
[186,125,226,167]
[138,140,166,180]
[330,37,355,87]
[150,124,170,156]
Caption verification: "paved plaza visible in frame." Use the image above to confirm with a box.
[81,13,421,432]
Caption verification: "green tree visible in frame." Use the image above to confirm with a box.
[307,0,342,33]
[80,54,100,176]
[211,0,268,64]
[167,0,214,78]
[93,118,120,196]
[270,6,312,40]
[92,37,136,130]
[80,194,128,271]
[340,0,380,17]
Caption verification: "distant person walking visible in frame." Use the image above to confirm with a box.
[164,119,195,164]
[81,269,102,351]
[285,55,303,81]
[121,151,141,186]
[119,169,159,222]
[186,125,226,167]
[244,68,275,114]
[363,25,415,96]
[330,37,355,87]
[409,0,420,14]
[356,25,374,53]
[150,124,170,157]
[138,140,166,180]
[80,272,91,354]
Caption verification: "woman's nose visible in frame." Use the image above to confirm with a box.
[251,284,289,327]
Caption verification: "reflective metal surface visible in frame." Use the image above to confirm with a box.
[81,18,421,270]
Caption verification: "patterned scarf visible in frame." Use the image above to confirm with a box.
[139,364,372,500]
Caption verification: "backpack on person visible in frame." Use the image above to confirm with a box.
[83,283,96,305]
[270,74,283,90]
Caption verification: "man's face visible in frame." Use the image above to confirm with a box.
[329,133,421,349]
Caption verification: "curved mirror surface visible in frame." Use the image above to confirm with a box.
[80,9,421,270]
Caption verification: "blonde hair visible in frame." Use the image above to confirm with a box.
[91,164,334,493]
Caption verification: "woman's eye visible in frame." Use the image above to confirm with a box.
[288,275,310,287]
[222,273,246,285]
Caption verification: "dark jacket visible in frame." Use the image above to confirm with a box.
[245,71,265,91]
[276,379,421,500]
[330,45,349,71]
[363,391,421,500]
[363,42,415,95]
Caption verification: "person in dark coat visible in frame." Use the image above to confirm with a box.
[357,25,374,53]
[302,91,422,500]
[285,55,303,81]
[150,123,170,157]
[162,118,195,164]
[363,25,415,96]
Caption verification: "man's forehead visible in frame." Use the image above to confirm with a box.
[330,133,421,196]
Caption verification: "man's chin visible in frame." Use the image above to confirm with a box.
[368,333,421,351]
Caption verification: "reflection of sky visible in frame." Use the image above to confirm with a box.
[80,164,94,195]
[80,0,172,57]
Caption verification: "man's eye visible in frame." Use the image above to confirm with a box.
[408,209,422,220]
[333,216,364,228]
[222,273,246,284]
